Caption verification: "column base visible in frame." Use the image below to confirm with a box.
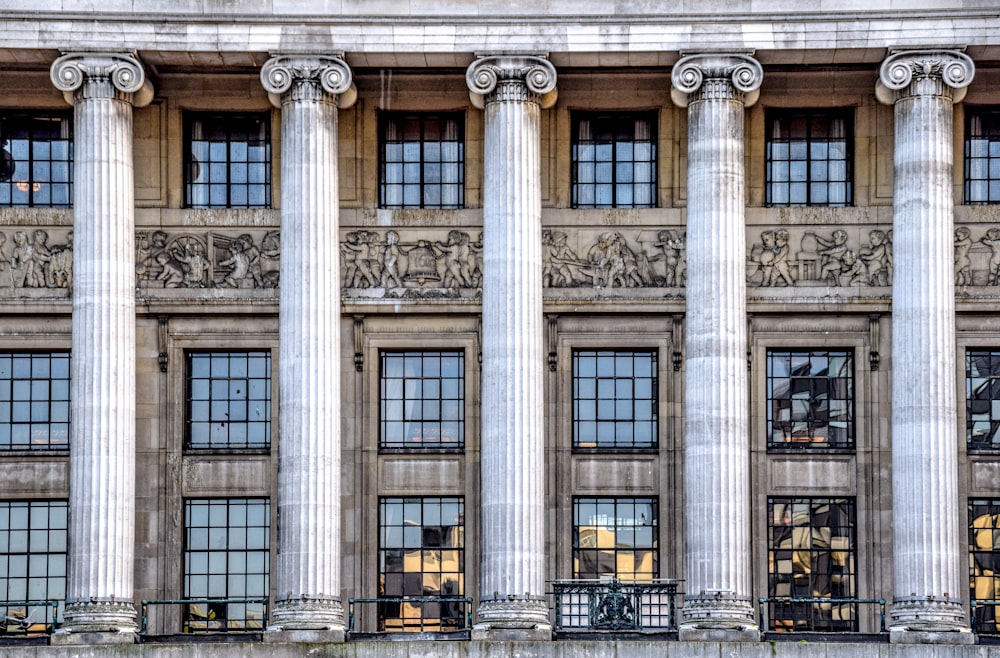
[268,596,346,634]
[60,600,137,634]
[889,596,975,643]
[50,630,137,645]
[472,596,551,641]
[678,592,759,642]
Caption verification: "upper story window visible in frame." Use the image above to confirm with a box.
[572,112,657,208]
[573,497,658,580]
[766,349,854,450]
[766,109,853,207]
[573,349,657,449]
[378,496,465,632]
[0,500,67,631]
[0,351,69,451]
[0,112,73,208]
[966,349,1000,450]
[379,112,464,209]
[185,113,271,208]
[966,107,1000,204]
[380,350,464,450]
[970,498,1000,634]
[186,351,271,450]
[767,498,856,632]
[183,497,269,632]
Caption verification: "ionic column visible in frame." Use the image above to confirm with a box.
[466,54,556,640]
[671,53,762,642]
[876,50,975,644]
[260,55,355,640]
[49,52,153,637]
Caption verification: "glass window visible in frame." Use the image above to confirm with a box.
[767,498,856,632]
[380,351,464,450]
[967,350,1000,450]
[966,108,1000,204]
[380,113,464,209]
[0,500,67,631]
[0,112,73,208]
[766,109,853,207]
[186,351,271,450]
[183,498,269,632]
[0,352,70,451]
[185,113,271,208]
[572,112,657,208]
[573,349,657,449]
[970,499,1000,634]
[573,497,658,581]
[767,349,854,449]
[378,497,465,632]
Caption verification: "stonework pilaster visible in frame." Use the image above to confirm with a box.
[467,54,555,640]
[877,49,976,645]
[49,52,153,635]
[671,52,762,642]
[260,55,354,638]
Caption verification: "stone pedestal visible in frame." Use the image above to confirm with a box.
[876,49,976,644]
[466,54,556,640]
[671,53,762,643]
[260,55,355,635]
[49,52,153,636]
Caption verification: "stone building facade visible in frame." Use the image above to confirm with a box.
[0,2,999,656]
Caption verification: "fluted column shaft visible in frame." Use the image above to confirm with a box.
[261,55,354,635]
[671,53,762,640]
[467,55,556,637]
[876,50,975,642]
[49,53,152,633]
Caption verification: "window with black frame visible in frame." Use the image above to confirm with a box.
[0,500,66,632]
[186,351,271,450]
[185,113,271,208]
[0,351,70,451]
[0,112,73,208]
[571,112,657,208]
[183,498,269,632]
[966,350,1000,450]
[970,499,1000,634]
[573,497,658,581]
[767,498,857,632]
[766,109,852,207]
[966,107,1000,204]
[379,351,464,450]
[379,112,464,209]
[573,349,657,449]
[378,497,465,632]
[766,349,854,450]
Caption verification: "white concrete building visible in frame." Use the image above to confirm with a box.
[0,3,998,656]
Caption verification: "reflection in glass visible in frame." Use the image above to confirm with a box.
[0,500,67,626]
[573,497,658,581]
[966,350,1000,449]
[767,349,854,449]
[378,497,464,631]
[971,499,1000,633]
[767,498,856,632]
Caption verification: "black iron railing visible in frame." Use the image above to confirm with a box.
[139,598,268,634]
[551,579,681,631]
[757,597,886,634]
[0,600,59,635]
[347,596,473,634]
[972,600,1000,635]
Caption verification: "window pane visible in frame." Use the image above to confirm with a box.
[573,497,658,581]
[186,351,271,450]
[0,500,67,628]
[766,109,853,207]
[380,113,464,209]
[572,112,657,208]
[573,350,657,449]
[186,113,271,208]
[0,112,73,209]
[767,350,854,449]
[380,351,464,449]
[0,352,71,451]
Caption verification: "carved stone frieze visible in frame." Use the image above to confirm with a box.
[136,229,280,290]
[542,228,686,289]
[747,227,894,288]
[0,228,73,290]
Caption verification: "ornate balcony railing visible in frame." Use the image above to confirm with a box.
[972,600,1000,635]
[139,598,268,634]
[757,597,886,634]
[551,579,682,632]
[347,596,473,635]
[0,600,59,636]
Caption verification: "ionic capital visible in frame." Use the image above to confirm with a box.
[261,54,356,109]
[876,49,975,105]
[466,54,557,110]
[50,52,154,107]
[670,52,763,108]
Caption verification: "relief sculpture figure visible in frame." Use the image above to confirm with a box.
[955,226,973,286]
